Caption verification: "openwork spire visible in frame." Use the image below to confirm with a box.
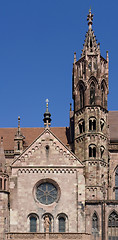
[81,9,100,56]
[87,8,93,30]
[43,99,51,128]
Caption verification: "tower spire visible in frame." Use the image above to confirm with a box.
[43,99,51,128]
[87,8,93,30]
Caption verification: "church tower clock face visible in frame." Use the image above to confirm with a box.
[36,181,58,205]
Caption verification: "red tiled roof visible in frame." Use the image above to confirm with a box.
[108,111,118,142]
[0,111,118,150]
[0,127,70,150]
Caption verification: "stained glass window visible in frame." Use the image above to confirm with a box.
[36,182,58,205]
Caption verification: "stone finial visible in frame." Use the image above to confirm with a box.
[43,99,51,128]
[74,52,76,63]
[87,8,93,30]
[106,50,109,63]
[0,136,6,172]
[18,116,20,134]
[70,103,72,111]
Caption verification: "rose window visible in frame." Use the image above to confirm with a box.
[36,182,58,205]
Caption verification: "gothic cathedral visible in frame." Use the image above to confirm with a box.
[0,10,118,240]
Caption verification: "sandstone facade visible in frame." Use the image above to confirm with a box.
[0,9,118,240]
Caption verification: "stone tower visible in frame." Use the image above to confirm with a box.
[72,9,109,200]
[0,137,9,240]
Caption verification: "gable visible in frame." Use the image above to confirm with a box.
[11,128,83,168]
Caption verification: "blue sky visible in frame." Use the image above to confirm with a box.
[0,0,117,127]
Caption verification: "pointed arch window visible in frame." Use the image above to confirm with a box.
[79,84,85,108]
[108,211,118,240]
[92,212,99,236]
[90,82,95,105]
[115,167,118,200]
[30,216,37,232]
[101,82,105,107]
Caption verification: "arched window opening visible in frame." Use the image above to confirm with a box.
[79,120,85,134]
[17,141,20,151]
[4,179,7,191]
[93,147,96,158]
[92,213,99,237]
[59,217,65,232]
[89,118,96,131]
[100,119,105,131]
[0,178,2,190]
[30,216,37,232]
[115,168,118,200]
[90,82,95,105]
[89,145,96,158]
[79,84,85,109]
[101,83,105,107]
[108,211,118,240]
[90,38,93,49]
[100,146,105,159]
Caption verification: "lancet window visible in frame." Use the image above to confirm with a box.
[92,212,99,236]
[101,82,105,107]
[79,84,85,108]
[90,82,95,105]
[108,211,118,240]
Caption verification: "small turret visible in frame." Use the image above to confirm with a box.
[43,99,51,128]
[14,116,25,155]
